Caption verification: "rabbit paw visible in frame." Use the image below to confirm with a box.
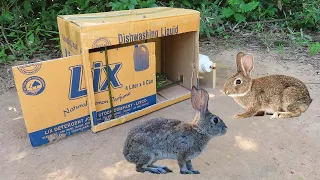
[234,110,257,118]
[234,114,244,118]
[234,114,250,118]
[136,165,170,174]
[149,165,173,173]
[270,112,280,119]
[270,111,300,119]
[191,170,200,174]
[162,166,173,173]
[180,170,196,174]
[145,167,168,174]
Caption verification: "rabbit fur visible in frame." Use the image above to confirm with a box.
[123,86,227,174]
[223,52,312,119]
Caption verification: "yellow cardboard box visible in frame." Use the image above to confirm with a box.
[12,7,200,147]
[12,42,156,147]
[57,7,199,55]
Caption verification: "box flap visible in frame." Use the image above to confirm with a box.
[58,7,200,49]
[58,7,199,28]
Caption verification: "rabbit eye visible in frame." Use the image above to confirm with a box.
[235,79,242,85]
[212,117,218,124]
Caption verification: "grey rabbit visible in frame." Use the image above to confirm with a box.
[123,86,228,174]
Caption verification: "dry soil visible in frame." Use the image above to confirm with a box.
[0,44,319,180]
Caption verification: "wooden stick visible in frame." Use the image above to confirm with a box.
[247,18,290,25]
[0,26,16,56]
[212,63,216,89]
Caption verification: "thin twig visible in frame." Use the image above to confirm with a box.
[247,18,290,25]
[40,30,59,34]
[231,22,240,32]
[1,26,26,34]
[0,26,15,56]
[277,0,283,11]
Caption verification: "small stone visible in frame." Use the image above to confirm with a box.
[291,170,294,174]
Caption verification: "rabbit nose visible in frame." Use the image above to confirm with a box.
[223,125,227,129]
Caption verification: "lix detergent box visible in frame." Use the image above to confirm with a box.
[12,42,156,147]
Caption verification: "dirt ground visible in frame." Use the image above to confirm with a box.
[0,43,319,180]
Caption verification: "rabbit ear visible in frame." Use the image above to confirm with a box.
[191,86,200,111]
[240,54,254,77]
[236,52,245,72]
[199,89,209,114]
[191,86,209,114]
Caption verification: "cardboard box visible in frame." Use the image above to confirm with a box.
[12,7,200,147]
[57,7,199,56]
[12,42,156,147]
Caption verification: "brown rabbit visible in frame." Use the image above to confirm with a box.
[223,52,312,119]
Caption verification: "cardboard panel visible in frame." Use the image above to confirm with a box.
[57,18,82,57]
[92,93,190,132]
[60,7,199,27]
[12,42,156,147]
[57,7,200,50]
[91,43,157,125]
[80,14,199,49]
[163,32,198,89]
[157,85,190,100]
[12,55,90,147]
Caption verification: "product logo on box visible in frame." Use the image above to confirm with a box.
[92,37,112,48]
[17,62,42,75]
[134,44,149,72]
[22,76,46,96]
[68,61,123,100]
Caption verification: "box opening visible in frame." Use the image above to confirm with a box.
[88,31,197,129]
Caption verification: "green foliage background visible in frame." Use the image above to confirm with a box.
[0,0,319,63]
